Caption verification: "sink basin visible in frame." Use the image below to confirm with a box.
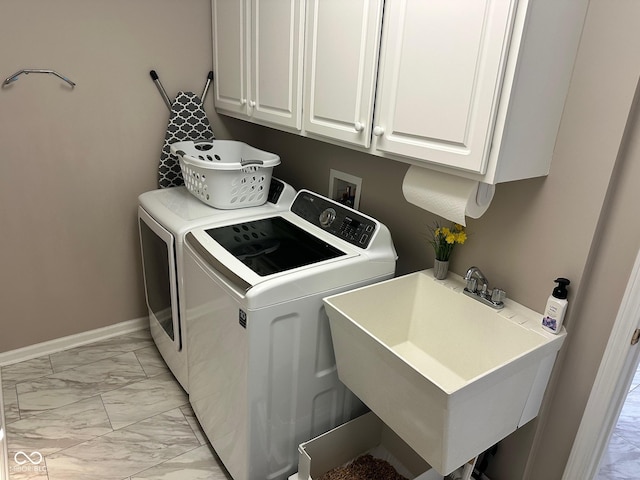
[323,269,566,475]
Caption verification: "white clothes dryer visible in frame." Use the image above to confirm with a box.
[183,189,397,480]
[137,178,296,391]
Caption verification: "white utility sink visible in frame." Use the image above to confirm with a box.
[323,269,566,475]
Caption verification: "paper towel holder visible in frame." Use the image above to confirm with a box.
[401,165,496,224]
[476,183,495,208]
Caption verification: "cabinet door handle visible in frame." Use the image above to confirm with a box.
[249,100,256,108]
[354,121,365,132]
[240,98,247,105]
[373,126,385,136]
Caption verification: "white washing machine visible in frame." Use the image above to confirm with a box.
[137,178,296,391]
[184,189,397,480]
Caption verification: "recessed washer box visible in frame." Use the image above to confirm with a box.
[295,412,444,480]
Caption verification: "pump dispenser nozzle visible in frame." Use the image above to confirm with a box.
[552,278,570,299]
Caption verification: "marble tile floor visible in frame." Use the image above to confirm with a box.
[0,329,231,480]
[596,364,640,480]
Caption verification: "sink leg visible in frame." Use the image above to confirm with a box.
[461,457,478,480]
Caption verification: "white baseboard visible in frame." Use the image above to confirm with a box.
[0,370,9,480]
[0,317,149,367]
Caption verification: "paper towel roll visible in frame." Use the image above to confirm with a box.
[402,165,495,225]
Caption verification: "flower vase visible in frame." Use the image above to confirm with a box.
[433,259,449,280]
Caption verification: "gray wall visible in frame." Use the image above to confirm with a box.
[1,1,640,479]
[0,0,232,351]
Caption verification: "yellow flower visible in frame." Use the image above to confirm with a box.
[428,221,469,261]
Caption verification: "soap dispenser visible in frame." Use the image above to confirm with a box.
[542,278,570,334]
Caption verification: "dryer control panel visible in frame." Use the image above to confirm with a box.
[291,190,377,249]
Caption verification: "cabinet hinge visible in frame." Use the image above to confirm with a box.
[631,328,640,346]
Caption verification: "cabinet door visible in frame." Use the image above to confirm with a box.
[303,0,383,147]
[372,0,517,173]
[212,0,249,117]
[249,0,305,130]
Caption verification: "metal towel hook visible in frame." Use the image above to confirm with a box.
[3,69,76,88]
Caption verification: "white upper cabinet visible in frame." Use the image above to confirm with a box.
[250,0,304,129]
[212,0,304,130]
[212,0,247,117]
[302,0,383,147]
[372,0,516,174]
[212,0,588,184]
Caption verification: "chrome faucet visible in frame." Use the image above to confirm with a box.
[463,266,506,309]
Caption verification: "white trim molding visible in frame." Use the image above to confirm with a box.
[0,317,148,367]
[563,248,640,479]
[0,369,8,480]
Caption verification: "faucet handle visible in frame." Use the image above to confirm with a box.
[465,277,477,293]
[491,288,506,304]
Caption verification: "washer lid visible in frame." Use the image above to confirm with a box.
[137,178,296,230]
[204,216,346,277]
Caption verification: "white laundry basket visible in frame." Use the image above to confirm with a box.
[170,140,280,209]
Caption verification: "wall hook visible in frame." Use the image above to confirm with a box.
[3,69,76,88]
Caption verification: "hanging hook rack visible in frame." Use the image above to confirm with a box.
[3,69,76,88]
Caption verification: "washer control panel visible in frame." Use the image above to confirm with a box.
[291,190,377,249]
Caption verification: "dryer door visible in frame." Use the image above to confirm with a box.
[138,207,181,350]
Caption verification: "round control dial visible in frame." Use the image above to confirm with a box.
[319,208,336,228]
